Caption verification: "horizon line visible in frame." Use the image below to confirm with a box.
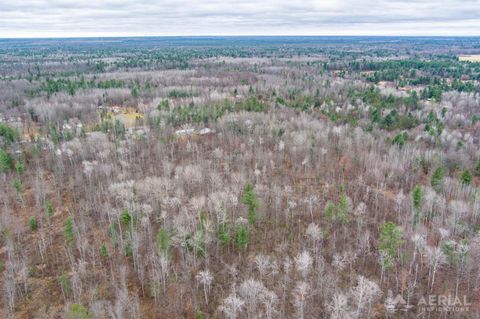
[1,34,480,40]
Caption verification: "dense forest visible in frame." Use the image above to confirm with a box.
[0,36,480,318]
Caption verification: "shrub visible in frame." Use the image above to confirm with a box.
[0,123,18,144]
[59,273,71,297]
[412,185,422,210]
[337,194,350,223]
[195,310,206,319]
[235,224,250,250]
[460,170,472,185]
[29,217,38,231]
[67,303,90,319]
[242,96,265,112]
[156,228,170,254]
[187,229,206,257]
[391,132,408,147]
[217,223,231,247]
[379,222,404,270]
[325,201,335,222]
[15,161,25,175]
[120,210,132,226]
[100,244,108,257]
[431,167,444,188]
[472,114,479,125]
[64,218,75,245]
[242,183,259,225]
[412,185,422,226]
[12,178,22,193]
[45,200,54,219]
[0,148,13,173]
[168,89,190,98]
[124,243,133,257]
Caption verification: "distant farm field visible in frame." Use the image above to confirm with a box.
[114,111,143,128]
[459,54,480,62]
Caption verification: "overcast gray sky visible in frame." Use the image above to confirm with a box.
[1,0,479,37]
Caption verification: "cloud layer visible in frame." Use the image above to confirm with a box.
[1,0,479,37]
